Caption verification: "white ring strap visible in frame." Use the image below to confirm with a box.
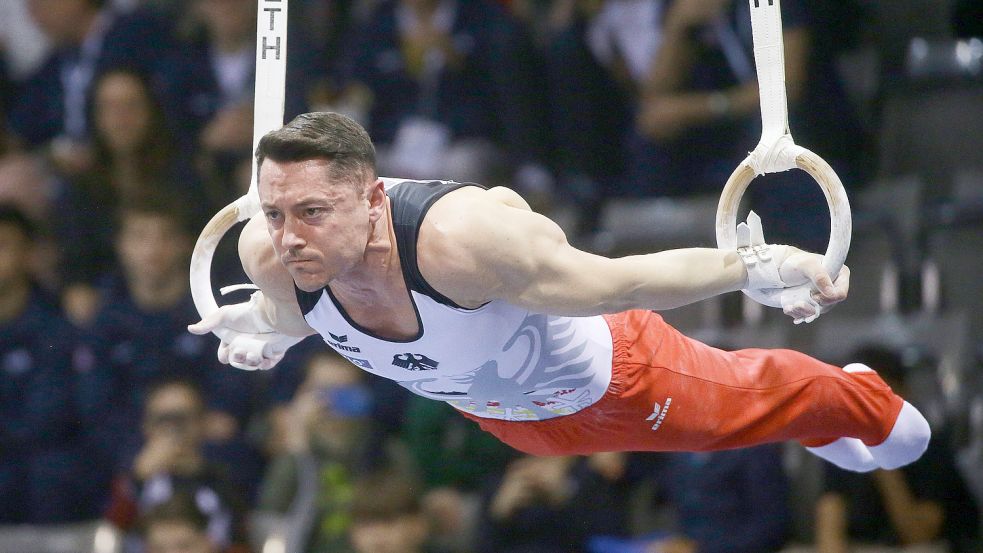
[749,0,791,154]
[190,0,289,339]
[715,0,852,311]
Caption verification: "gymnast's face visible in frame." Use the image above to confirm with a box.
[259,159,381,292]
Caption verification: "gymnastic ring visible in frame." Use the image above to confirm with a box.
[190,196,259,342]
[715,147,852,308]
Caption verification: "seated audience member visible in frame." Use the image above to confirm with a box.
[635,0,794,197]
[348,468,434,553]
[640,444,791,553]
[86,196,261,476]
[179,0,323,198]
[140,493,222,553]
[338,0,552,195]
[540,0,662,232]
[8,0,189,165]
[0,154,62,290]
[0,203,109,522]
[475,453,633,553]
[106,378,250,553]
[258,350,379,553]
[815,346,981,553]
[55,68,206,324]
[637,0,870,252]
[400,397,516,553]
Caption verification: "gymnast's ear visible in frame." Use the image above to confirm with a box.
[366,178,386,221]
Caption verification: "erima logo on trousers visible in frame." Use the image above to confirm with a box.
[392,353,439,371]
[645,397,672,431]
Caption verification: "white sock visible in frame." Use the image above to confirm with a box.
[868,401,931,469]
[806,437,879,472]
[806,401,931,472]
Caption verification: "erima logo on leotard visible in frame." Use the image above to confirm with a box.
[645,397,672,431]
[392,353,439,371]
[326,332,360,353]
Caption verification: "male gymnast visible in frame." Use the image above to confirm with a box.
[190,112,929,472]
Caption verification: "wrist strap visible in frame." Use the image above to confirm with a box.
[737,211,787,290]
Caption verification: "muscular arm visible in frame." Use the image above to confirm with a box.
[420,187,748,316]
[237,214,315,337]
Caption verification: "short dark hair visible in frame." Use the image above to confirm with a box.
[350,469,423,523]
[117,191,195,238]
[255,112,377,192]
[0,203,37,241]
[139,492,209,536]
[144,377,205,413]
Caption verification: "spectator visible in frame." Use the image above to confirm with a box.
[85,195,263,487]
[348,468,434,553]
[8,0,182,168]
[636,0,869,252]
[106,378,250,553]
[400,397,515,553]
[258,350,379,553]
[635,0,790,197]
[815,345,981,553]
[139,492,221,553]
[55,67,206,324]
[0,203,108,522]
[0,154,61,289]
[179,0,323,198]
[540,0,662,233]
[639,444,791,553]
[338,0,552,196]
[474,453,633,553]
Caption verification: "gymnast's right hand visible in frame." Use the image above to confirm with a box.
[188,291,303,371]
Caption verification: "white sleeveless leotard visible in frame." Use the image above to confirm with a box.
[295,179,613,421]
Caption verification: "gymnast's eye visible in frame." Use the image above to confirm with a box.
[304,207,324,218]
[265,210,281,222]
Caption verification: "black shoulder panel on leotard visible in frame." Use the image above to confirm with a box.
[387,180,484,309]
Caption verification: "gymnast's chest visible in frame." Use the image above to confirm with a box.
[303,291,527,382]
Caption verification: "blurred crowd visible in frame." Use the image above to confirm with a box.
[1,0,982,552]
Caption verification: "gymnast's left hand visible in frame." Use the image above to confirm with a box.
[776,250,851,322]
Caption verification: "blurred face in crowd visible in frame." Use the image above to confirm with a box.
[143,384,206,454]
[304,353,371,453]
[400,0,441,12]
[145,520,215,553]
[117,211,191,289]
[349,514,428,553]
[0,222,29,291]
[27,0,99,46]
[95,72,155,157]
[195,0,256,49]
